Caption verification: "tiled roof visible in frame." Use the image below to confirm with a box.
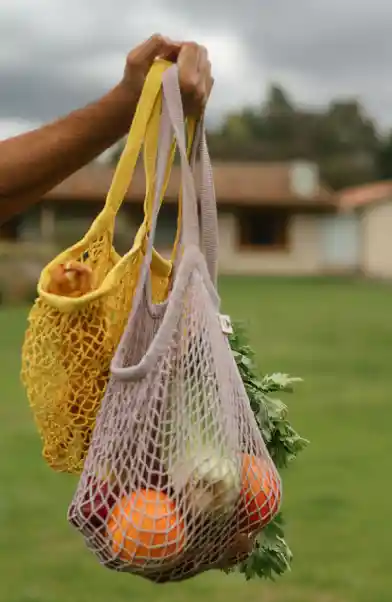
[44,161,336,210]
[339,181,392,210]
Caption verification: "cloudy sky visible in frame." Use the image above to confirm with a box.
[2,0,392,141]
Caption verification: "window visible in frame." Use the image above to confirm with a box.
[238,209,290,249]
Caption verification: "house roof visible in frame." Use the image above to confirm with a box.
[44,161,337,211]
[339,180,392,211]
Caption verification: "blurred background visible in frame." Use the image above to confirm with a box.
[1,1,392,601]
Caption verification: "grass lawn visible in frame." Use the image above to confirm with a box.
[1,276,391,602]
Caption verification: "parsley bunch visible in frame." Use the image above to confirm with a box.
[225,323,308,580]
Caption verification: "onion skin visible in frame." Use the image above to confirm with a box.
[171,451,241,516]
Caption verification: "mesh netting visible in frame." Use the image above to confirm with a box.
[20,60,182,475]
[68,65,282,582]
[21,246,170,473]
[68,267,282,581]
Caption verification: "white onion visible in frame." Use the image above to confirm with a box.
[170,449,241,515]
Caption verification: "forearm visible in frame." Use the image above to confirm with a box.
[0,81,137,224]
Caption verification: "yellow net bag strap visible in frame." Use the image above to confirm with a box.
[103,57,197,266]
[94,60,172,227]
[106,58,196,232]
[38,60,195,305]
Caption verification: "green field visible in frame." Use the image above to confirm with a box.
[1,276,391,602]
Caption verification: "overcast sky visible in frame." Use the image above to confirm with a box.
[2,0,392,141]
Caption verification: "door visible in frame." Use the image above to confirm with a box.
[321,213,360,270]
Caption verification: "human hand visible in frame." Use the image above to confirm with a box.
[121,34,213,116]
[177,41,213,116]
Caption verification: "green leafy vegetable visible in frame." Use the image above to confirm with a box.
[225,323,308,580]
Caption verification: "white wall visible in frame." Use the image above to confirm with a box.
[362,200,392,278]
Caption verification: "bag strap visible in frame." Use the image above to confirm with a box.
[133,69,217,294]
[138,93,180,275]
[162,66,219,285]
[91,58,182,244]
[132,94,197,255]
[110,75,220,381]
[170,117,198,265]
[105,61,169,217]
[139,94,218,287]
[191,121,219,286]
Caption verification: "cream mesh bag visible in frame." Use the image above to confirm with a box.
[68,65,282,583]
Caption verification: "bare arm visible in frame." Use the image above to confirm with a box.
[0,82,137,224]
[0,35,213,225]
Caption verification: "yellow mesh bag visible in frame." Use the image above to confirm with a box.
[21,60,196,475]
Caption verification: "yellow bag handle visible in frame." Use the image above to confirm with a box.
[110,57,196,260]
[39,60,196,306]
[106,57,196,229]
[98,60,171,220]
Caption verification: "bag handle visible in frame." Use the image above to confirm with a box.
[92,58,184,247]
[162,66,219,284]
[140,91,218,287]
[133,92,197,257]
[38,60,173,307]
[192,122,219,286]
[102,61,170,219]
[140,64,218,282]
[128,72,218,314]
[170,117,198,265]
[110,76,220,381]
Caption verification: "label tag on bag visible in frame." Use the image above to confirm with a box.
[219,314,233,335]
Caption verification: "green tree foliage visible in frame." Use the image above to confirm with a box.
[377,132,392,180]
[208,83,383,189]
[109,82,392,190]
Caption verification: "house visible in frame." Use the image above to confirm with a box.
[3,159,350,277]
[5,158,391,278]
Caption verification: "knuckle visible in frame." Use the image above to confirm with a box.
[126,54,135,68]
[184,40,199,51]
[196,80,206,97]
[181,73,199,92]
[126,53,138,68]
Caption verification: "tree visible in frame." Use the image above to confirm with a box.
[377,132,392,180]
[264,84,294,115]
[108,81,384,190]
[207,84,381,189]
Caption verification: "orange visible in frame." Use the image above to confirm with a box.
[107,490,185,564]
[240,454,281,532]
